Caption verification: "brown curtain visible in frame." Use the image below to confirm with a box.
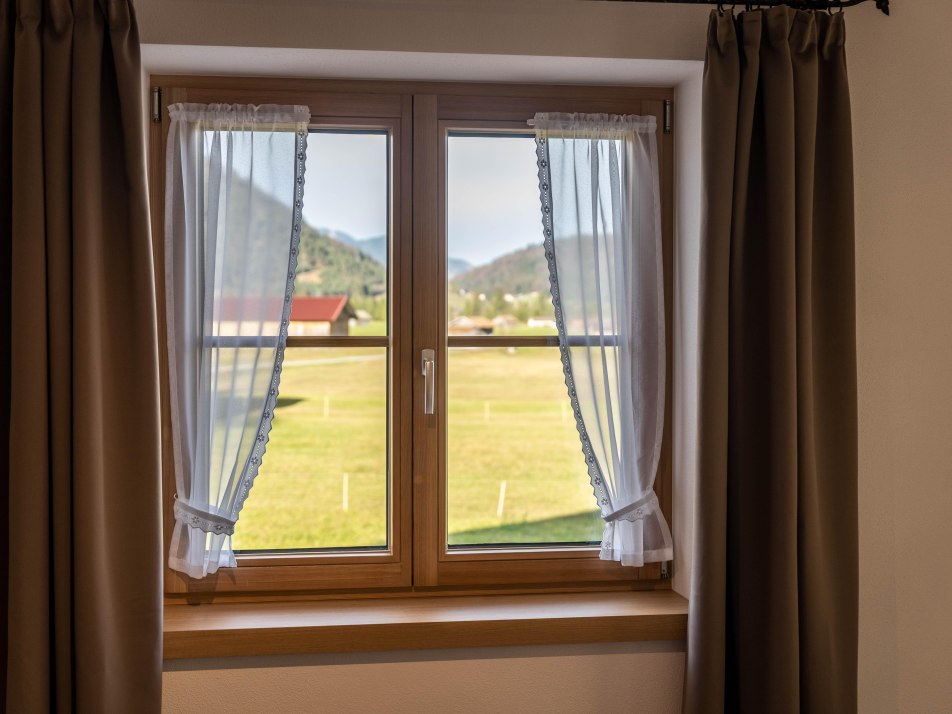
[685,7,858,713]
[1,0,162,711]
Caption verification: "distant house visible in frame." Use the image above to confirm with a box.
[289,295,356,336]
[448,315,494,335]
[212,295,356,337]
[352,308,374,325]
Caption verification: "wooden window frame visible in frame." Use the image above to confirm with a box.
[150,77,674,603]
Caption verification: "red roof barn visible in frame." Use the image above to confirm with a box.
[289,296,356,336]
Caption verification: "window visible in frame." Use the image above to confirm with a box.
[231,129,391,554]
[153,80,673,598]
[445,132,603,549]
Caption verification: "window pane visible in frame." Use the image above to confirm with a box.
[446,133,556,336]
[295,130,389,337]
[232,347,388,552]
[446,347,602,546]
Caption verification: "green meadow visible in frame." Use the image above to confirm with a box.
[231,330,602,553]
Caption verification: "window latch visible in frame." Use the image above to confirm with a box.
[421,349,435,415]
[151,86,162,123]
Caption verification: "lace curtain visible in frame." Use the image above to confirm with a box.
[533,113,673,567]
[165,103,309,578]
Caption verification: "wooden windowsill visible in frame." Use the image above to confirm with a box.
[164,590,688,660]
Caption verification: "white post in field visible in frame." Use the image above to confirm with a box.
[484,401,491,422]
[323,395,331,418]
[496,480,507,518]
[342,473,349,511]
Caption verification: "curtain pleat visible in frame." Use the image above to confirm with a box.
[0,0,13,706]
[1,0,162,710]
[686,8,858,713]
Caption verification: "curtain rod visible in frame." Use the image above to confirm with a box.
[601,0,889,16]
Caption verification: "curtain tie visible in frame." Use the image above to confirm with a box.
[603,490,660,523]
[173,497,237,536]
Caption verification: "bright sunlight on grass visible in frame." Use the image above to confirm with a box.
[231,343,601,552]
[446,346,602,546]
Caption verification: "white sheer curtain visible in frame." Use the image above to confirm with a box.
[532,113,673,567]
[165,103,309,578]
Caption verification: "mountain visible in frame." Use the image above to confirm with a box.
[295,227,385,297]
[213,187,386,298]
[315,228,358,247]
[451,243,549,296]
[355,235,387,265]
[319,229,473,279]
[448,257,473,279]
[315,229,386,266]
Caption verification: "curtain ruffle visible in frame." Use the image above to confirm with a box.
[168,102,310,126]
[531,112,656,136]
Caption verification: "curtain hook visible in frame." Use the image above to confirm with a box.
[717,0,725,16]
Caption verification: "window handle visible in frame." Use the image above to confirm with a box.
[421,349,435,415]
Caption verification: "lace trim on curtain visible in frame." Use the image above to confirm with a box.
[603,490,662,523]
[535,136,613,518]
[229,128,308,526]
[173,498,236,535]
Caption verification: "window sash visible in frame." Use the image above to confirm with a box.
[154,79,672,599]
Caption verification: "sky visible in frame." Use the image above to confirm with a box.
[299,130,543,267]
[301,131,389,243]
[446,133,543,266]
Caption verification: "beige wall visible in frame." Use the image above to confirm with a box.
[164,643,685,713]
[148,1,952,712]
[849,3,952,711]
[136,0,710,62]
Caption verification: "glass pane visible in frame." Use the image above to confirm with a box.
[232,347,388,552]
[446,133,556,336]
[446,347,602,546]
[294,130,389,337]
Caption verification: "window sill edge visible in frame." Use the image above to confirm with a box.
[163,590,688,660]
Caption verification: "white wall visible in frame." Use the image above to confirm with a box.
[145,1,952,712]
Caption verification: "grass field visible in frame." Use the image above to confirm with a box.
[231,338,602,552]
